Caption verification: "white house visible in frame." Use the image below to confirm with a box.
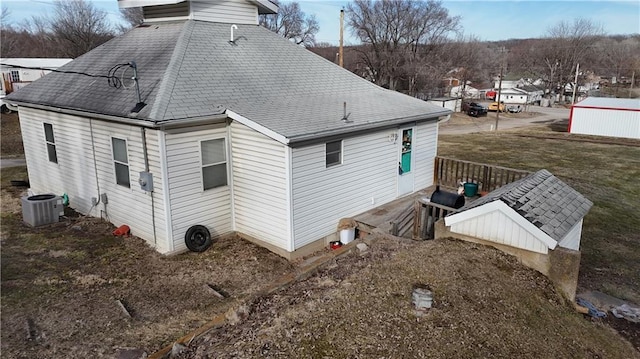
[569,97,640,139]
[1,58,72,112]
[449,85,480,99]
[8,0,450,259]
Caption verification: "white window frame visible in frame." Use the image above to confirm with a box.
[9,70,20,82]
[325,140,343,168]
[43,123,57,164]
[200,137,228,191]
[111,137,130,188]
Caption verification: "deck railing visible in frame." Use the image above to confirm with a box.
[413,199,457,239]
[434,156,531,193]
[389,203,415,237]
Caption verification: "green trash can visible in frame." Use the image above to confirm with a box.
[463,182,478,197]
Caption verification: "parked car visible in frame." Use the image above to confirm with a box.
[488,101,506,112]
[507,105,522,113]
[466,103,488,117]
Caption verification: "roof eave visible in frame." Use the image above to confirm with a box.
[286,110,451,147]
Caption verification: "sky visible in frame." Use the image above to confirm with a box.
[2,0,639,45]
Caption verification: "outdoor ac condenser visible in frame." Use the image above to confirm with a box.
[21,194,64,227]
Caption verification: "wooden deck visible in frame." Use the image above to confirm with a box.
[354,186,436,234]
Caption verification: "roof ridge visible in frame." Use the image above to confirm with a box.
[148,21,195,121]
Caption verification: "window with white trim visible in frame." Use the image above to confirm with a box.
[43,123,57,163]
[201,138,227,190]
[111,137,130,188]
[326,140,342,167]
[9,70,20,82]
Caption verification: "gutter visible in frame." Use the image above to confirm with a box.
[287,110,452,147]
[8,101,227,129]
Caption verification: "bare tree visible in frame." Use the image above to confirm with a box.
[346,0,460,92]
[538,18,603,96]
[259,1,319,46]
[119,7,144,32]
[0,6,20,57]
[50,0,115,58]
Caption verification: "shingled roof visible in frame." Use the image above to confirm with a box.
[456,169,593,242]
[7,20,450,143]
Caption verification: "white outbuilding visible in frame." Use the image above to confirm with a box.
[569,97,640,139]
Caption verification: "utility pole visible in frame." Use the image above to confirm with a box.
[495,65,503,131]
[571,63,580,104]
[630,70,635,97]
[339,9,344,68]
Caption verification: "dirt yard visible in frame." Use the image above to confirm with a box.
[1,112,24,157]
[0,170,295,358]
[179,236,639,358]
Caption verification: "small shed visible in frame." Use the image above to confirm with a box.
[440,169,593,300]
[569,97,640,139]
[426,97,461,113]
[444,169,593,254]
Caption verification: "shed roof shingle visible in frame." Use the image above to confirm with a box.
[8,20,450,141]
[457,169,593,242]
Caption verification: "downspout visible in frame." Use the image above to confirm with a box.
[141,127,158,248]
[89,118,102,212]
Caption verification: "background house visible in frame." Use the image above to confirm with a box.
[569,97,640,139]
[8,0,450,259]
[0,58,71,112]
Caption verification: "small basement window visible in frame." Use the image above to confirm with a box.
[326,140,342,167]
[201,138,227,190]
[43,123,57,163]
[112,137,130,188]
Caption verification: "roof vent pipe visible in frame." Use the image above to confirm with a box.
[230,24,238,44]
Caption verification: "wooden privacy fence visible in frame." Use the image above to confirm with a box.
[434,156,531,193]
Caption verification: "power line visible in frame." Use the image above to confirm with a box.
[0,62,132,88]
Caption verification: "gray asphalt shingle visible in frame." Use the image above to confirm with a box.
[8,20,450,141]
[456,169,593,242]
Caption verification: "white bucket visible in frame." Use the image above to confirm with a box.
[340,228,355,244]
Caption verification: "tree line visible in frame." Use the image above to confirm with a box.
[2,0,638,99]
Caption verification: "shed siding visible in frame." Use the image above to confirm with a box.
[165,125,232,252]
[450,209,548,254]
[230,122,290,250]
[570,107,640,139]
[191,0,258,24]
[558,219,582,251]
[291,129,400,249]
[413,121,438,190]
[18,107,170,252]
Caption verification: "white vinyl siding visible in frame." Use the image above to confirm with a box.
[291,130,400,249]
[230,122,290,250]
[570,107,640,139]
[143,1,190,20]
[413,121,438,190]
[165,125,232,252]
[450,209,549,254]
[558,219,583,251]
[18,107,169,252]
[191,0,259,24]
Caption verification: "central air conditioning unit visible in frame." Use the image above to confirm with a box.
[21,194,64,227]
